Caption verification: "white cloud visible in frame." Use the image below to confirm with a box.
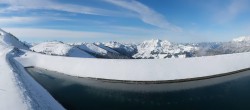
[2,28,128,39]
[0,0,119,16]
[104,0,182,32]
[0,0,182,32]
[0,0,183,36]
[0,16,75,25]
[0,17,39,24]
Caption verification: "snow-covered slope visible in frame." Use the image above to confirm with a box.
[0,29,64,110]
[0,47,29,110]
[94,42,120,54]
[103,41,137,57]
[31,41,94,58]
[0,28,29,50]
[76,43,109,55]
[74,42,131,59]
[134,39,198,59]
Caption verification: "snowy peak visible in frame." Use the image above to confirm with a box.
[143,39,171,45]
[104,41,123,48]
[0,28,29,50]
[139,39,171,51]
[0,28,5,36]
[232,36,250,42]
[134,39,198,59]
[0,28,10,42]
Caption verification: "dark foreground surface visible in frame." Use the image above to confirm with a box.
[26,67,250,110]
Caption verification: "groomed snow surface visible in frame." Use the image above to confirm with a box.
[0,46,29,110]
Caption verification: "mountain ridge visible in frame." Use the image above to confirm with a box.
[1,28,250,59]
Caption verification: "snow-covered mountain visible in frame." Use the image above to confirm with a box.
[0,28,29,50]
[102,41,137,58]
[27,36,250,59]
[133,39,198,59]
[31,41,94,58]
[1,25,244,60]
[74,43,109,55]
[194,36,250,56]
[71,42,130,59]
[2,27,250,60]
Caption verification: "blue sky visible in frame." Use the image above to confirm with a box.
[0,0,250,43]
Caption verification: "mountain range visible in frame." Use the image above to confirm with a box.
[2,28,249,59]
[28,36,250,59]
